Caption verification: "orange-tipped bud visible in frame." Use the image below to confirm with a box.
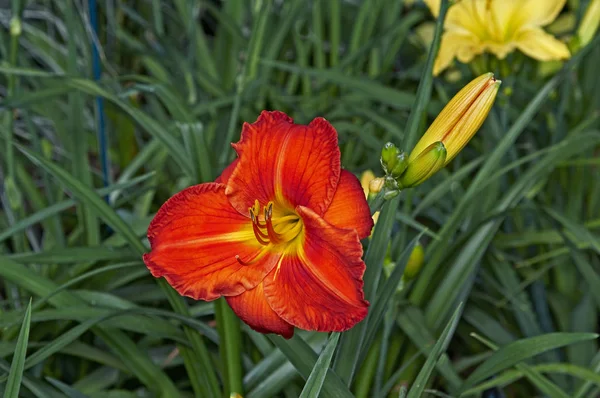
[399,141,446,188]
[408,73,501,165]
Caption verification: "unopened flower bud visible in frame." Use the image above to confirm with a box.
[383,241,425,293]
[403,242,424,280]
[360,170,376,196]
[10,17,21,36]
[578,0,600,48]
[398,141,446,188]
[390,152,408,178]
[369,177,385,195]
[408,73,501,166]
[381,142,400,173]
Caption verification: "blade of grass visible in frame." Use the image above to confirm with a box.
[2,299,32,398]
[0,172,154,244]
[66,0,100,246]
[424,131,600,331]
[269,334,353,398]
[45,378,87,398]
[361,233,424,360]
[468,333,574,398]
[462,333,598,390]
[262,60,417,109]
[14,146,219,396]
[463,362,600,396]
[397,306,463,390]
[299,333,340,398]
[402,0,449,151]
[406,302,463,398]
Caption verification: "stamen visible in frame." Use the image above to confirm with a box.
[236,247,271,266]
[247,199,302,248]
[265,214,284,244]
[252,222,270,244]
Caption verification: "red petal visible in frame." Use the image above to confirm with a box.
[323,170,374,239]
[263,206,369,332]
[215,159,239,184]
[226,111,341,216]
[143,183,279,301]
[226,282,294,339]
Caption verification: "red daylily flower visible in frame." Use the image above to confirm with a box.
[143,111,373,338]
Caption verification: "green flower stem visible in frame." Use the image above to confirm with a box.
[4,0,22,181]
[4,0,25,293]
[354,336,381,398]
[215,298,244,396]
[368,191,386,215]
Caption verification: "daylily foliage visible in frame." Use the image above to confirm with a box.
[144,111,373,338]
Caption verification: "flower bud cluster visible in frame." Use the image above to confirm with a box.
[379,73,501,192]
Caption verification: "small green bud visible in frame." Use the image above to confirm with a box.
[4,177,22,211]
[380,142,399,173]
[403,242,425,280]
[390,152,408,177]
[10,17,22,36]
[41,139,53,159]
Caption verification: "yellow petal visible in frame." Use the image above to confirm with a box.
[488,0,522,40]
[424,0,441,17]
[517,0,567,27]
[516,27,570,61]
[446,0,488,33]
[484,42,517,60]
[434,30,481,75]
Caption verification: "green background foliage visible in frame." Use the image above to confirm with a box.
[1,0,600,397]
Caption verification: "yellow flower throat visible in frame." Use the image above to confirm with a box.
[248,199,303,246]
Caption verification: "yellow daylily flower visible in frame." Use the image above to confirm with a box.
[425,0,570,75]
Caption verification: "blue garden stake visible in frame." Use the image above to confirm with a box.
[88,0,109,198]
